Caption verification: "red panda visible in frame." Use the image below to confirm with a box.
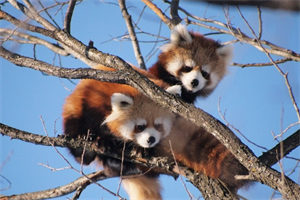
[63,77,175,200]
[62,64,172,164]
[104,92,250,199]
[148,24,233,103]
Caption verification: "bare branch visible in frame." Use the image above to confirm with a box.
[8,0,56,31]
[232,58,292,68]
[64,0,77,33]
[236,7,300,121]
[259,130,300,167]
[0,10,54,38]
[118,0,146,69]
[0,171,108,200]
[141,0,173,28]
[0,28,68,56]
[257,6,262,39]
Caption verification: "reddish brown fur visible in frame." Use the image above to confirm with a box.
[62,64,168,164]
[157,117,249,192]
[148,27,231,103]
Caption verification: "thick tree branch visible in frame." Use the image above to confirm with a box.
[169,0,181,25]
[1,122,299,199]
[259,130,300,167]
[0,122,238,199]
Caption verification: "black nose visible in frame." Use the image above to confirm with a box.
[191,79,199,88]
[147,136,156,144]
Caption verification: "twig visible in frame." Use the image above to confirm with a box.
[118,0,146,69]
[257,6,262,39]
[37,0,60,29]
[64,0,77,33]
[236,7,300,121]
[232,58,292,68]
[0,28,68,56]
[218,98,268,151]
[168,140,195,200]
[141,0,173,28]
[8,0,56,31]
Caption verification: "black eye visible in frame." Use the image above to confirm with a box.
[201,70,210,80]
[181,66,193,73]
[134,124,146,133]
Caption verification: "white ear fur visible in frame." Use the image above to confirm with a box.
[111,93,133,111]
[170,24,192,45]
[216,45,233,65]
[102,93,133,125]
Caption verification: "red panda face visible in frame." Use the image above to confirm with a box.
[159,24,233,95]
[103,93,174,148]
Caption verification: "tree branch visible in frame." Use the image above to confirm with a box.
[141,0,174,28]
[1,122,299,199]
[64,0,77,33]
[259,130,300,167]
[232,58,292,68]
[0,171,109,200]
[169,0,181,25]
[118,0,146,69]
[0,28,68,56]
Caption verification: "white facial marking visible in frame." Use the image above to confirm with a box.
[136,118,146,126]
[185,59,196,67]
[135,128,161,148]
[166,57,182,76]
[181,70,206,92]
[119,121,135,140]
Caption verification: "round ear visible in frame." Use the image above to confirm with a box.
[102,93,133,125]
[170,24,192,45]
[216,45,233,65]
[111,93,133,111]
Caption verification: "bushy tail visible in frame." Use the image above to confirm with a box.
[122,176,162,200]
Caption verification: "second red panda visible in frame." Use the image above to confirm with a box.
[149,24,233,103]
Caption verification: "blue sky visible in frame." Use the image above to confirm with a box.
[1,1,299,199]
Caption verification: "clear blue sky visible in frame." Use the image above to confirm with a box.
[1,1,299,199]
